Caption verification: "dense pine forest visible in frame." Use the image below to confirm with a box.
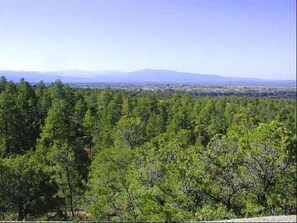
[0,77,296,221]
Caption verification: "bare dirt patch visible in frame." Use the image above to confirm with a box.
[211,215,296,222]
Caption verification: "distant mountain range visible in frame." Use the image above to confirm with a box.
[0,69,295,86]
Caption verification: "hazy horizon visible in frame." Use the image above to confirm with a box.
[1,69,296,81]
[0,0,296,80]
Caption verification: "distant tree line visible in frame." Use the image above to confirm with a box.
[78,84,297,99]
[0,77,296,221]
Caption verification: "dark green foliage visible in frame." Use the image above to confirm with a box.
[0,78,295,221]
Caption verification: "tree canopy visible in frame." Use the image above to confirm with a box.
[0,78,295,221]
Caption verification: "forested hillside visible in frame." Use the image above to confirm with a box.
[0,77,296,221]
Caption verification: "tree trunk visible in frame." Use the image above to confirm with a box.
[4,115,9,153]
[18,201,24,221]
[66,166,75,218]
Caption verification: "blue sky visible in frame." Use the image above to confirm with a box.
[0,0,295,80]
